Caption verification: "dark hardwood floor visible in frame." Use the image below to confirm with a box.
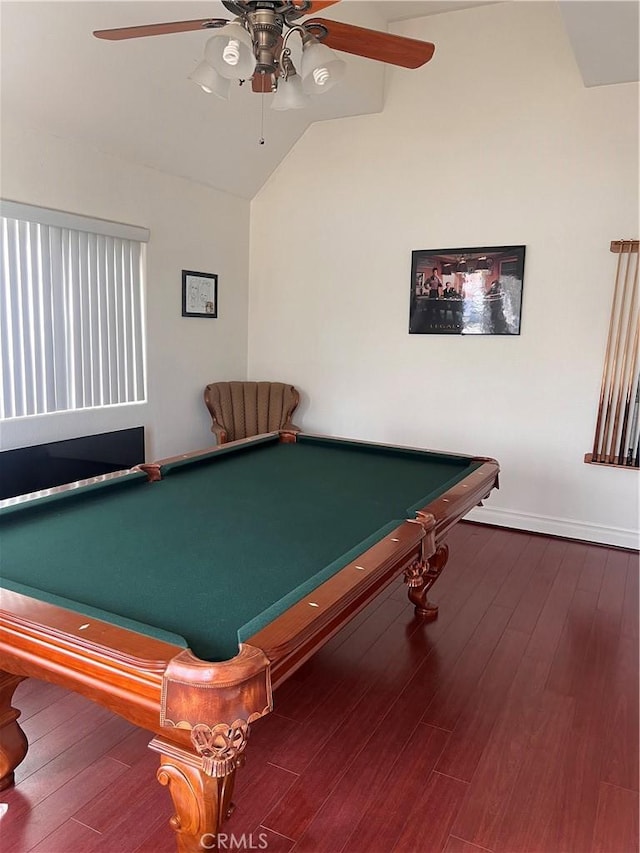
[2,524,638,852]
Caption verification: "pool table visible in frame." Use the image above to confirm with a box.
[0,431,498,852]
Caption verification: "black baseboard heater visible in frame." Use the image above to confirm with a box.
[0,427,145,500]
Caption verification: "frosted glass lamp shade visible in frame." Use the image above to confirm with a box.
[300,41,346,94]
[188,61,231,100]
[271,75,309,110]
[205,23,256,80]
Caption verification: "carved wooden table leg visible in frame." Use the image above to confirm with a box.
[150,729,245,853]
[153,644,272,851]
[404,543,450,618]
[0,672,28,791]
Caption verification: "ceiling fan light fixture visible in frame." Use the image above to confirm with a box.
[300,36,346,94]
[272,51,309,111]
[272,74,308,110]
[188,60,231,100]
[204,21,256,80]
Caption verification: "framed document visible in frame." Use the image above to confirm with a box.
[182,270,218,318]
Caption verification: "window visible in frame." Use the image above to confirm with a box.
[0,201,149,419]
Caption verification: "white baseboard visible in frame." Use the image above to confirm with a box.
[465,505,640,551]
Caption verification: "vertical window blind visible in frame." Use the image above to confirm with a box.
[0,201,149,419]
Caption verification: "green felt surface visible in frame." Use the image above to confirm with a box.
[1,576,188,649]
[0,435,478,661]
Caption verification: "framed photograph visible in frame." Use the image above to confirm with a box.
[409,245,526,335]
[182,270,218,318]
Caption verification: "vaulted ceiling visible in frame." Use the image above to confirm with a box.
[1,1,637,200]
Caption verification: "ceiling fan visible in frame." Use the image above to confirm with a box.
[94,1,435,109]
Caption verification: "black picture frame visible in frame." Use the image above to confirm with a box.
[409,245,526,336]
[182,270,218,318]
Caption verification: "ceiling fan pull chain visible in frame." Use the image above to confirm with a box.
[259,89,266,145]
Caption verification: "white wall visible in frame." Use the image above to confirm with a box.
[1,117,250,460]
[248,2,639,548]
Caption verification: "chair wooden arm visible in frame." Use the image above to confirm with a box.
[210,422,228,444]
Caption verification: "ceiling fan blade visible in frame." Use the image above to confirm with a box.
[305,18,435,68]
[93,19,227,41]
[301,1,342,12]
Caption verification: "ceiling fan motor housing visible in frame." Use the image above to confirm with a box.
[249,8,284,75]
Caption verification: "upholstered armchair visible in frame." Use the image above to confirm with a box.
[204,381,301,444]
